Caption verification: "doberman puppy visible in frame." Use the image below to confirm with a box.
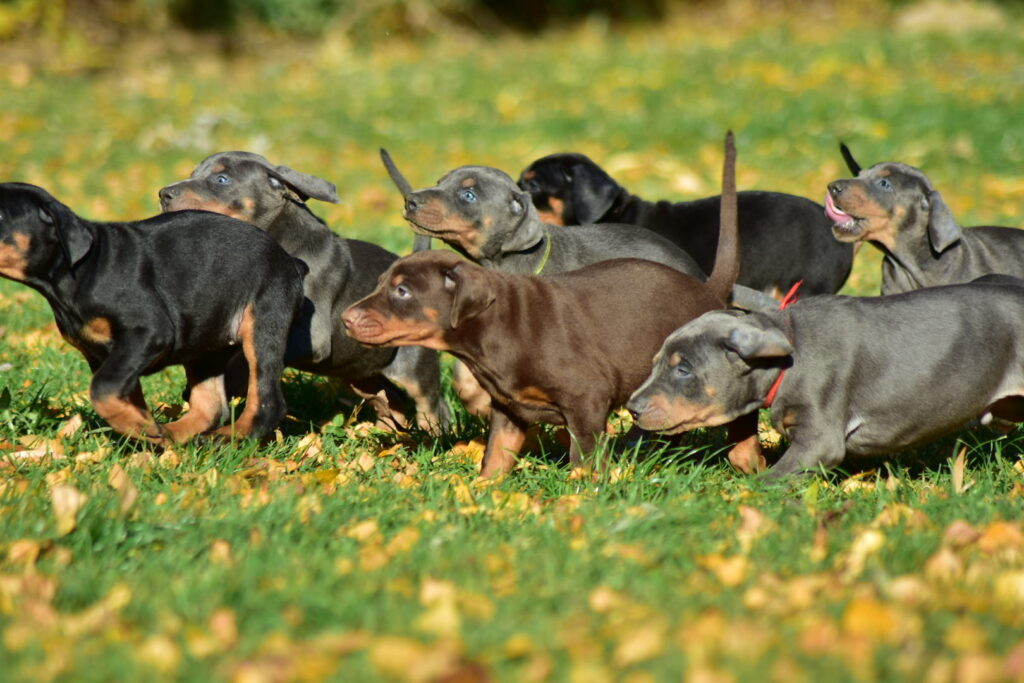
[827,146,1024,295]
[0,182,305,443]
[517,152,853,297]
[159,152,450,433]
[627,280,1024,477]
[347,133,760,478]
[380,148,777,417]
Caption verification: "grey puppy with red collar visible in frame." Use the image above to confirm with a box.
[627,277,1024,476]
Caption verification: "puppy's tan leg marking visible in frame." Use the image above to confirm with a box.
[164,373,227,443]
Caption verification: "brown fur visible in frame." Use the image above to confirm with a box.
[344,250,731,478]
[0,233,30,280]
[81,317,113,345]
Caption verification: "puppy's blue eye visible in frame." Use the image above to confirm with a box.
[459,188,476,202]
[394,284,411,299]
[674,364,692,378]
[215,174,231,185]
[876,178,892,191]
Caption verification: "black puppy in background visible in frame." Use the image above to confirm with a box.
[518,152,853,298]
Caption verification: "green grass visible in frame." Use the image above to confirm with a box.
[2,3,1024,680]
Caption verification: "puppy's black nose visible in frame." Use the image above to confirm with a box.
[625,400,644,421]
[158,186,179,205]
[404,196,418,213]
[827,181,845,197]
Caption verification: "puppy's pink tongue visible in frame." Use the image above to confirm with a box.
[824,193,850,225]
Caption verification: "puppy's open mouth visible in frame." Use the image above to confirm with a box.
[824,193,863,236]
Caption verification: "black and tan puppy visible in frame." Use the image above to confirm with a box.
[0,182,305,443]
[518,152,853,297]
[627,280,1024,476]
[827,148,1024,295]
[348,134,759,478]
[159,152,449,433]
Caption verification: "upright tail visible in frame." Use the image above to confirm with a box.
[705,131,740,304]
[380,148,431,253]
[839,142,861,176]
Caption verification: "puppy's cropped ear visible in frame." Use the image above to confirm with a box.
[724,323,793,361]
[270,165,340,204]
[443,261,495,329]
[569,160,619,224]
[498,190,545,253]
[925,190,962,254]
[37,202,94,266]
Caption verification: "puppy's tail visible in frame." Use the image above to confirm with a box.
[706,131,740,304]
[380,148,431,252]
[839,142,861,176]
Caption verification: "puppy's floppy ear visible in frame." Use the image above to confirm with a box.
[925,189,962,254]
[443,261,495,329]
[497,189,545,253]
[724,323,793,361]
[270,165,340,204]
[569,159,620,224]
[34,194,94,267]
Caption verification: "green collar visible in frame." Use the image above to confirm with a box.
[533,230,552,275]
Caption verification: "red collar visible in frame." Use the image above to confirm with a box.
[763,281,802,408]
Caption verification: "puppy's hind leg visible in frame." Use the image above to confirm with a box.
[212,302,289,439]
[765,431,846,478]
[163,353,233,443]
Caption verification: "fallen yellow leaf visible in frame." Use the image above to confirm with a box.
[50,484,87,536]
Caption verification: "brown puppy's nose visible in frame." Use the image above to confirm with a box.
[827,180,847,197]
[404,196,419,213]
[341,308,360,330]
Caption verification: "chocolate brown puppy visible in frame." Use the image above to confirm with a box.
[827,147,1024,295]
[347,133,759,477]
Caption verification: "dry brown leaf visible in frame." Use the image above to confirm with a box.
[159,448,181,469]
[368,636,456,683]
[137,634,181,674]
[56,414,84,439]
[943,520,982,549]
[8,539,42,568]
[952,446,972,494]
[293,432,323,462]
[613,621,667,668]
[994,571,1024,606]
[925,547,964,582]
[839,529,885,581]
[736,505,772,553]
[50,484,87,536]
[107,463,139,513]
[698,554,749,588]
[977,521,1024,554]
[589,585,627,614]
[210,539,232,565]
